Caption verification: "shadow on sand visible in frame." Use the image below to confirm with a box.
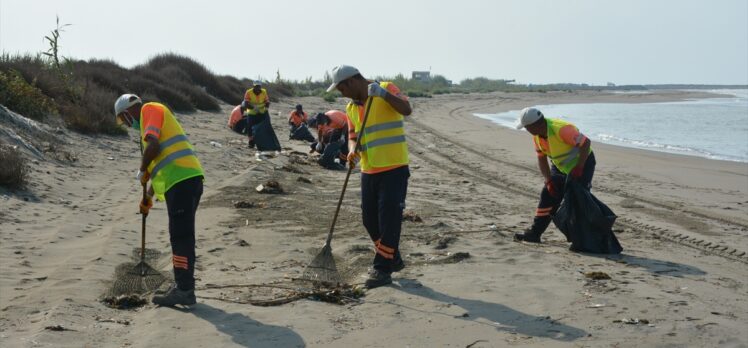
[598,253,707,277]
[185,303,305,348]
[393,279,588,342]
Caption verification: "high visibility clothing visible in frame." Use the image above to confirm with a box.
[346,82,409,173]
[289,110,308,127]
[228,105,244,128]
[140,102,204,201]
[244,88,269,115]
[533,118,591,174]
[319,110,348,139]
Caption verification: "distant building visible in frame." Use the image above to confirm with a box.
[412,71,431,82]
[607,82,616,87]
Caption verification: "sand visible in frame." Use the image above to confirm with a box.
[1,90,747,347]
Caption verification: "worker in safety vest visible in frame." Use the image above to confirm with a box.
[288,104,308,130]
[317,110,348,146]
[327,65,412,289]
[513,107,596,244]
[228,104,249,134]
[241,81,271,148]
[114,94,205,306]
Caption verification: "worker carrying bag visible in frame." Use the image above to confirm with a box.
[553,179,623,254]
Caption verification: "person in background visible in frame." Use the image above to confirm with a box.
[241,81,271,148]
[328,65,412,288]
[228,104,249,134]
[513,107,595,244]
[113,94,205,306]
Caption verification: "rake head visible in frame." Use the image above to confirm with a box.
[106,261,168,297]
[300,244,342,285]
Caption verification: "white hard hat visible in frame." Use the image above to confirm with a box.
[114,94,142,117]
[516,107,544,129]
[326,65,360,92]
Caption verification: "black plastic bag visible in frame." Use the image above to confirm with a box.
[252,119,281,152]
[318,140,345,170]
[290,124,315,142]
[553,180,622,254]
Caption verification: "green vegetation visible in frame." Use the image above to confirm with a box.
[0,69,57,120]
[0,146,28,188]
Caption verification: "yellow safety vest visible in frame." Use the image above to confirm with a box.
[244,88,268,115]
[140,103,204,201]
[533,118,592,174]
[346,82,409,171]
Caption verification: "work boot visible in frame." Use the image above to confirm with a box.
[247,140,255,148]
[365,269,392,289]
[152,286,196,306]
[514,229,542,243]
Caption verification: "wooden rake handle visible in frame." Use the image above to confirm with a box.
[325,97,374,246]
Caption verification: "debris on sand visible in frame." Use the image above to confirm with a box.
[256,181,283,194]
[234,239,250,247]
[95,316,131,325]
[430,252,471,264]
[435,235,457,250]
[614,318,650,325]
[278,164,309,174]
[101,294,148,310]
[403,211,423,223]
[44,325,76,331]
[585,271,612,280]
[234,201,255,209]
[297,176,312,184]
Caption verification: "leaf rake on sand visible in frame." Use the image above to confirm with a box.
[301,98,374,285]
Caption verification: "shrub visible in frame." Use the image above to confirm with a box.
[143,53,237,105]
[0,144,28,188]
[0,69,57,120]
[405,90,432,98]
[322,93,337,103]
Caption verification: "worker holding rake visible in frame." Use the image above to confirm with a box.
[328,65,412,288]
[114,94,205,306]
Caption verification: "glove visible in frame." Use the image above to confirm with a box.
[367,82,388,98]
[347,151,360,168]
[136,170,149,185]
[139,196,153,216]
[570,165,584,179]
[545,180,559,198]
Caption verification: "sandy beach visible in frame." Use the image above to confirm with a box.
[1,90,747,347]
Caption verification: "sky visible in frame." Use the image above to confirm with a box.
[1,0,746,85]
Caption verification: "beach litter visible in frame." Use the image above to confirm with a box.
[615,318,650,325]
[585,271,612,280]
[297,176,312,184]
[403,210,423,223]
[435,235,457,249]
[256,181,283,194]
[101,294,148,310]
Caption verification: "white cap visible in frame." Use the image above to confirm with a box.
[114,94,142,116]
[326,65,360,92]
[515,107,544,129]
[253,80,262,86]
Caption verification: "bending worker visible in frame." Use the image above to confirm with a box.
[242,81,271,148]
[288,104,308,132]
[114,94,205,306]
[228,104,249,135]
[327,65,412,289]
[513,107,595,243]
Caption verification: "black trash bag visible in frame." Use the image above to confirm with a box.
[290,124,315,142]
[318,140,345,170]
[252,119,281,152]
[553,180,622,254]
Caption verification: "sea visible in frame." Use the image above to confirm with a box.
[474,89,748,163]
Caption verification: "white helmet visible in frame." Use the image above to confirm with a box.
[114,94,142,117]
[515,107,544,129]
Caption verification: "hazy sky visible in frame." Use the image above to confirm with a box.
[1,0,746,85]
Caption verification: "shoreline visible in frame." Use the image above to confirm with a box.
[470,89,747,164]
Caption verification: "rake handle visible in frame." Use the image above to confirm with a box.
[325,97,374,246]
[138,137,147,276]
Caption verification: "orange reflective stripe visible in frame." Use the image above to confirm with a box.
[377,242,395,254]
[376,248,395,259]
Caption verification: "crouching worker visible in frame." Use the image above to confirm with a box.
[328,65,412,288]
[309,110,349,170]
[228,104,249,135]
[513,107,596,243]
[289,104,315,141]
[114,94,205,306]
